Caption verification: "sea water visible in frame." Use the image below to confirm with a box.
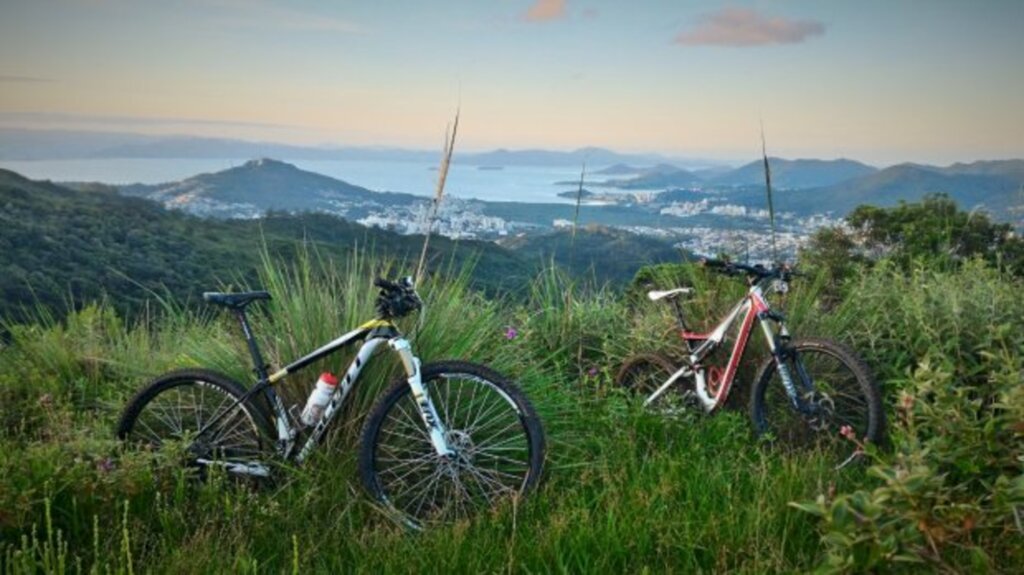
[0,158,617,204]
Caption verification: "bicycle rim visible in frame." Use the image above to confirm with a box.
[126,380,264,464]
[758,346,874,457]
[617,354,700,415]
[370,372,535,525]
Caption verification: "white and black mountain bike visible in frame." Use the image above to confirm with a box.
[117,277,545,528]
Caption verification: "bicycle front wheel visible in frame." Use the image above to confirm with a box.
[359,361,545,528]
[750,338,884,464]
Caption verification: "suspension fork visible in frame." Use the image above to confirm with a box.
[390,338,453,457]
[757,311,811,412]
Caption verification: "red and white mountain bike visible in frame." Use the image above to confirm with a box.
[616,259,884,467]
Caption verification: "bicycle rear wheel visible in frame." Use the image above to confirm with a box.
[750,338,884,465]
[615,353,700,414]
[359,361,545,528]
[117,369,273,478]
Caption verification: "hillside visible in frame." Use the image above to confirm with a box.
[115,158,420,218]
[799,164,1024,216]
[605,167,703,190]
[940,159,1024,181]
[498,226,686,282]
[597,158,878,193]
[709,158,878,189]
[0,169,536,322]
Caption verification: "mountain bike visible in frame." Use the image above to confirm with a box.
[616,259,884,467]
[117,277,546,528]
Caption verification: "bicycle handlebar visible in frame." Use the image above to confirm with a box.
[374,274,413,288]
[698,258,799,282]
[374,276,421,319]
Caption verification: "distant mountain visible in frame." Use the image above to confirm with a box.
[710,158,878,189]
[112,158,420,218]
[607,168,703,190]
[560,163,690,187]
[0,129,441,162]
[593,163,643,176]
[0,129,158,160]
[788,164,1024,216]
[460,147,688,168]
[556,188,597,199]
[0,128,721,168]
[97,136,443,163]
[939,159,1024,181]
[690,166,734,180]
[592,163,682,176]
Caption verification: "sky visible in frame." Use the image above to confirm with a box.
[1,0,1022,166]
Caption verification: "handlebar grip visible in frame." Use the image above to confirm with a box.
[699,257,728,269]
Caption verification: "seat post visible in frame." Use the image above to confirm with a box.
[671,298,689,332]
[234,309,269,381]
[671,298,701,354]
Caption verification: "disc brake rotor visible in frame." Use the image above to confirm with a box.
[803,390,835,432]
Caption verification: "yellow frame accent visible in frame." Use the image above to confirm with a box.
[357,318,395,330]
[265,319,394,385]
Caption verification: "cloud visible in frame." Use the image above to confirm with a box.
[523,0,566,23]
[675,7,824,47]
[0,75,53,83]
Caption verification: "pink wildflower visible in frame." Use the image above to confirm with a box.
[900,393,915,410]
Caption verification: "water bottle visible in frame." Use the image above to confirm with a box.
[300,372,339,426]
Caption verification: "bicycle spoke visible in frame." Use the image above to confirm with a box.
[757,343,880,464]
[124,378,265,471]
[371,370,536,526]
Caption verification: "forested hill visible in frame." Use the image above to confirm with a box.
[0,169,533,323]
[0,169,684,323]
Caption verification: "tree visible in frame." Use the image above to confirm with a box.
[800,194,1024,281]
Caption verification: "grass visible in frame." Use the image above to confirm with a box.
[1,250,1022,573]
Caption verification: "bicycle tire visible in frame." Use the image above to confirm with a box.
[358,361,545,528]
[616,353,700,413]
[117,369,274,477]
[749,338,884,462]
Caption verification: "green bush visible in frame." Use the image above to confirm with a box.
[792,260,1024,572]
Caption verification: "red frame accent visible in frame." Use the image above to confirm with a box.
[712,302,761,405]
[707,292,771,411]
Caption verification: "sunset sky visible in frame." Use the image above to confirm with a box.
[1,0,1022,165]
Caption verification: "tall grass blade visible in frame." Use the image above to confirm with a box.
[571,161,586,245]
[760,121,778,262]
[415,108,460,284]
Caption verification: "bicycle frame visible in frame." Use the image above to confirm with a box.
[196,313,452,474]
[644,280,801,412]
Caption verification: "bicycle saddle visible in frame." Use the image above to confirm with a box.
[647,288,694,301]
[202,291,272,309]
